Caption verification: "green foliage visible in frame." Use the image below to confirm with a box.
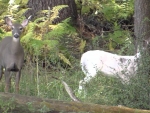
[1,0,149,111]
[0,0,9,3]
[75,0,134,51]
[45,18,76,39]
[0,2,8,15]
[79,39,86,53]
[107,22,130,50]
[20,5,76,66]
[0,0,29,21]
[0,97,15,113]
[0,28,5,39]
[21,22,35,42]
[101,0,134,50]
[14,61,82,101]
[59,53,72,67]
[101,0,134,21]
[0,2,77,66]
[124,51,150,109]
[119,35,134,55]
[49,5,68,23]
[76,0,133,20]
[15,0,28,4]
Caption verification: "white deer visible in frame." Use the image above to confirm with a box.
[78,49,142,92]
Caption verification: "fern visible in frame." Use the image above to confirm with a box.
[0,28,5,39]
[101,0,133,21]
[21,22,36,42]
[46,18,76,39]
[0,3,77,67]
[30,39,43,55]
[49,5,68,23]
[15,8,31,19]
[0,2,8,16]
[34,5,68,25]
[43,40,59,50]
[15,0,28,4]
[79,39,86,53]
[107,22,129,49]
[58,53,72,67]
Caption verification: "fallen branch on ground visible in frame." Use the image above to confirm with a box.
[0,92,149,113]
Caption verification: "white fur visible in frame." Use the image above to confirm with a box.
[79,50,140,91]
[13,37,19,42]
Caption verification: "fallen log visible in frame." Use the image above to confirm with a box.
[0,92,149,113]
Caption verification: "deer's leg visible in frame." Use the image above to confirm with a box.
[15,70,21,93]
[79,71,96,91]
[4,70,11,93]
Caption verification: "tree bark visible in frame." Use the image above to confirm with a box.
[0,92,149,113]
[134,0,150,107]
[134,0,150,41]
[25,0,77,24]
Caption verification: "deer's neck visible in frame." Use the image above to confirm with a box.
[11,37,22,54]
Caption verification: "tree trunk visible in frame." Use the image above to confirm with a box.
[134,0,150,107]
[0,92,149,113]
[134,0,150,41]
[25,0,77,24]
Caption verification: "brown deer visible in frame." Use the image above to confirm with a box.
[0,17,30,93]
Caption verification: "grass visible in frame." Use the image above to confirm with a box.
[0,62,135,100]
[0,58,121,104]
[0,59,84,101]
[0,57,150,110]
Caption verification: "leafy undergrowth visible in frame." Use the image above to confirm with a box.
[0,56,150,110]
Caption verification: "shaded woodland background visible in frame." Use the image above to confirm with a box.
[0,0,150,112]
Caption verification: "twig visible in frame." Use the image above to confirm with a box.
[51,76,81,102]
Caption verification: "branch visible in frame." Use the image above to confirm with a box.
[0,92,149,113]
[51,76,81,102]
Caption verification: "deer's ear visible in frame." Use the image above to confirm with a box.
[5,17,13,26]
[21,19,29,27]
[21,15,31,27]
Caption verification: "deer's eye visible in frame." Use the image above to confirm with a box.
[11,26,14,30]
[19,27,23,31]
